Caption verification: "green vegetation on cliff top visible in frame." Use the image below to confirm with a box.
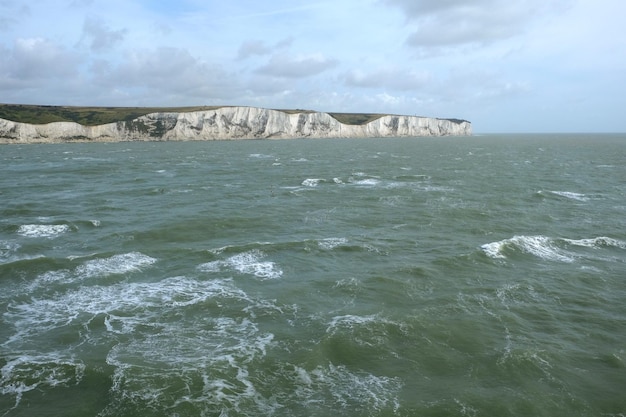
[0,104,466,126]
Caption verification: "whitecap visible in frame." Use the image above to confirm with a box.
[480,240,507,259]
[562,236,626,249]
[353,178,380,186]
[326,314,381,333]
[17,224,70,238]
[199,250,282,280]
[301,178,323,187]
[481,235,575,263]
[75,252,157,279]
[548,190,589,201]
[318,237,348,250]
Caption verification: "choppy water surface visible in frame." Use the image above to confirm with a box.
[1,134,625,416]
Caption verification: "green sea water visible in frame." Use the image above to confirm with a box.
[1,134,625,416]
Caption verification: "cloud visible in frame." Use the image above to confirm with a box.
[255,53,338,78]
[94,47,242,102]
[0,1,31,31]
[384,0,572,48]
[0,38,80,85]
[81,16,127,52]
[237,40,273,60]
[344,67,432,90]
[0,16,16,31]
[237,37,293,60]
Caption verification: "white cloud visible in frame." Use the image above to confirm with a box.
[237,37,292,60]
[384,0,573,48]
[1,38,80,83]
[80,16,127,52]
[93,47,241,102]
[344,67,432,91]
[255,53,338,78]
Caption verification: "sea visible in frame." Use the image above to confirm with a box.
[1,134,625,417]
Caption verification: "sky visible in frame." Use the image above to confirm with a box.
[0,0,625,133]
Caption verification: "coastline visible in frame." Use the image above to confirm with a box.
[0,105,471,144]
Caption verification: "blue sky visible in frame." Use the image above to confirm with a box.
[0,0,624,133]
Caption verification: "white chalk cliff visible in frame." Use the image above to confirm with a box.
[0,106,471,144]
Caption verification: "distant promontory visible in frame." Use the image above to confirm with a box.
[0,105,471,144]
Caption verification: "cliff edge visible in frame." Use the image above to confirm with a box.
[0,106,471,144]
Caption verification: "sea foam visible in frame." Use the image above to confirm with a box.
[548,190,589,201]
[481,235,575,262]
[75,252,157,279]
[198,250,282,280]
[17,224,70,238]
[481,235,626,263]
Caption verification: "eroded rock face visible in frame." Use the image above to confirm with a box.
[0,107,471,143]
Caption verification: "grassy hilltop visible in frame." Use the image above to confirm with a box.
[0,104,389,126]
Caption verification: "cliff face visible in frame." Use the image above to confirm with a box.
[0,107,471,144]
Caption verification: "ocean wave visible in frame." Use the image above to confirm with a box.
[0,240,21,261]
[75,252,157,279]
[550,190,589,201]
[0,354,85,409]
[18,252,157,293]
[301,178,324,187]
[562,236,626,249]
[481,235,626,263]
[481,235,574,262]
[4,275,281,416]
[538,190,590,201]
[353,178,380,186]
[4,277,254,348]
[326,314,382,333]
[17,224,70,238]
[317,237,349,250]
[286,363,401,414]
[198,249,282,280]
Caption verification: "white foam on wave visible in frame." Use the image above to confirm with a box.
[3,274,286,415]
[326,314,384,334]
[288,363,401,413]
[17,224,70,238]
[0,354,86,409]
[352,178,380,186]
[20,252,157,294]
[481,235,574,263]
[562,236,626,249]
[199,249,283,280]
[318,237,348,250]
[5,277,252,346]
[548,190,589,201]
[75,252,157,279]
[104,313,277,416]
[301,178,324,187]
[482,235,626,263]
